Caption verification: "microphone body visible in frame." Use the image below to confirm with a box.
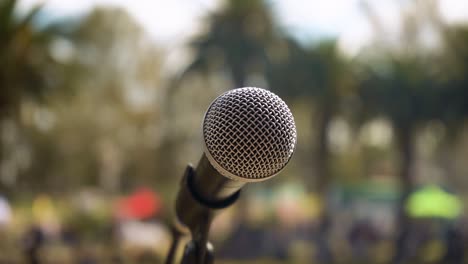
[192,154,245,203]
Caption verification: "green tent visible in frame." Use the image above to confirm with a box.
[406,185,462,219]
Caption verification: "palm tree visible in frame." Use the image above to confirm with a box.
[358,55,434,200]
[0,0,52,118]
[181,0,279,88]
[438,25,468,130]
[268,39,353,193]
[0,0,60,193]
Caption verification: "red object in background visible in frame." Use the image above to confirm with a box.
[117,188,162,220]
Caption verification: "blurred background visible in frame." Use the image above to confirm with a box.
[1,0,468,263]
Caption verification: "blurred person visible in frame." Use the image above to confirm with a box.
[441,224,464,264]
[21,194,63,264]
[268,185,333,263]
[59,223,99,264]
[113,188,170,261]
[217,218,272,260]
[22,224,45,264]
[61,225,79,248]
[394,218,443,263]
[216,198,272,260]
[0,195,12,251]
[0,195,12,228]
[348,219,379,262]
[75,246,99,264]
[32,194,61,237]
[117,219,169,257]
[286,193,330,263]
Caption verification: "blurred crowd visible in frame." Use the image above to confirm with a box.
[0,182,466,264]
[0,189,170,263]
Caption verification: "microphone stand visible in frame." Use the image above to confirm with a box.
[165,165,240,264]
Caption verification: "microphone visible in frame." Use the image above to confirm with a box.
[194,87,296,201]
[169,87,296,263]
[175,86,296,222]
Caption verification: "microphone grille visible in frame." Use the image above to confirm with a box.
[203,87,297,182]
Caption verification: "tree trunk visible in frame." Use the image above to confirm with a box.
[0,123,4,194]
[395,123,414,224]
[315,102,332,195]
[314,101,333,263]
[392,122,414,263]
[231,64,246,88]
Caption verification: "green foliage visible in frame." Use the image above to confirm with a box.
[437,25,468,134]
[184,0,279,87]
[267,37,356,191]
[358,55,435,126]
[0,0,45,115]
[268,39,353,101]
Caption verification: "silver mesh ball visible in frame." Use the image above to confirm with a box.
[203,87,297,182]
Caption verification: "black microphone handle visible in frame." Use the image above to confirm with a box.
[193,154,245,203]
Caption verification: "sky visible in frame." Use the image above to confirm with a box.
[18,0,468,55]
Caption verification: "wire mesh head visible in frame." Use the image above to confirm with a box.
[203,87,297,182]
